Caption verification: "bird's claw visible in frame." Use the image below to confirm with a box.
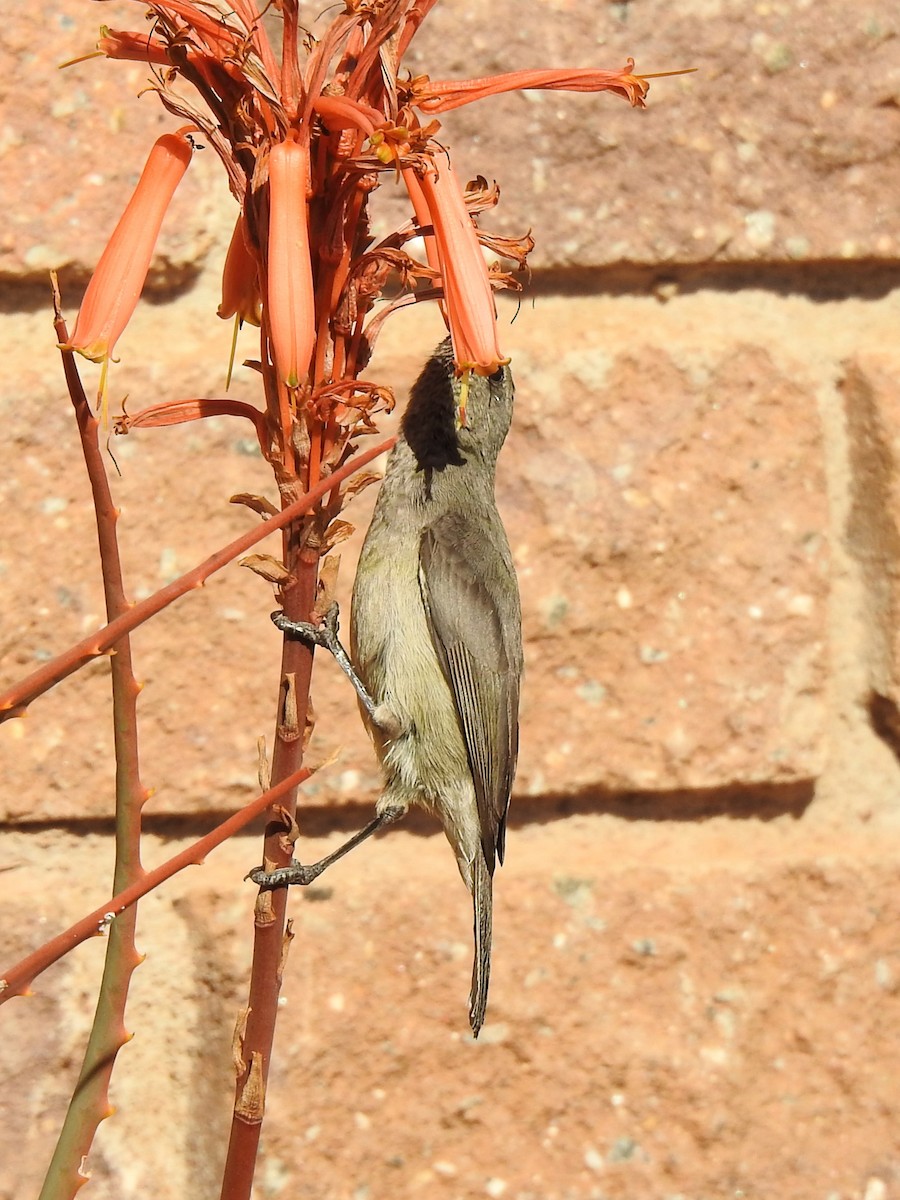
[271,602,340,649]
[248,861,321,888]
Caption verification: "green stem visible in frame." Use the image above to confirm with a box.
[39,279,147,1200]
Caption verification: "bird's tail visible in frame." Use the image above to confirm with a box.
[469,852,493,1037]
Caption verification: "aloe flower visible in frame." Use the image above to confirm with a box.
[266,138,315,389]
[63,130,193,366]
[411,60,659,111]
[218,213,261,328]
[76,0,682,455]
[411,154,506,376]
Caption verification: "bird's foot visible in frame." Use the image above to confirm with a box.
[247,807,406,892]
[271,602,341,653]
[247,860,324,888]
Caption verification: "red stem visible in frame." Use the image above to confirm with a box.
[219,550,318,1198]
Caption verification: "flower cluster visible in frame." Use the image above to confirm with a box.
[63,0,675,484]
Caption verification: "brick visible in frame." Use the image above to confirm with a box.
[4,0,898,284]
[405,0,900,267]
[502,333,829,795]
[0,294,831,818]
[4,821,900,1199]
[843,357,900,735]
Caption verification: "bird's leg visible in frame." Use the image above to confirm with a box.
[272,602,379,724]
[248,805,406,888]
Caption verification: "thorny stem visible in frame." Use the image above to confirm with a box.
[0,436,396,720]
[0,764,315,1003]
[222,359,325,1194]
[220,554,318,1196]
[39,284,149,1200]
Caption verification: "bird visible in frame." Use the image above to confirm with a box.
[253,337,522,1036]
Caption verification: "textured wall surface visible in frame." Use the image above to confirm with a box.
[2,2,900,1198]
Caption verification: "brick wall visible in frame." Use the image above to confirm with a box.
[2,2,900,1197]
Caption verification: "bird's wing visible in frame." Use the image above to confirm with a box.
[419,511,521,871]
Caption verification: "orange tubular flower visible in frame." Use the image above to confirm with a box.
[150,0,244,59]
[312,95,380,137]
[116,397,269,455]
[96,27,172,66]
[218,213,261,327]
[413,153,506,376]
[266,138,315,390]
[412,59,678,112]
[64,131,194,364]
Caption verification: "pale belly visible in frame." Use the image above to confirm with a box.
[350,528,481,876]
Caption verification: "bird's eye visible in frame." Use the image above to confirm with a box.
[489,367,504,383]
